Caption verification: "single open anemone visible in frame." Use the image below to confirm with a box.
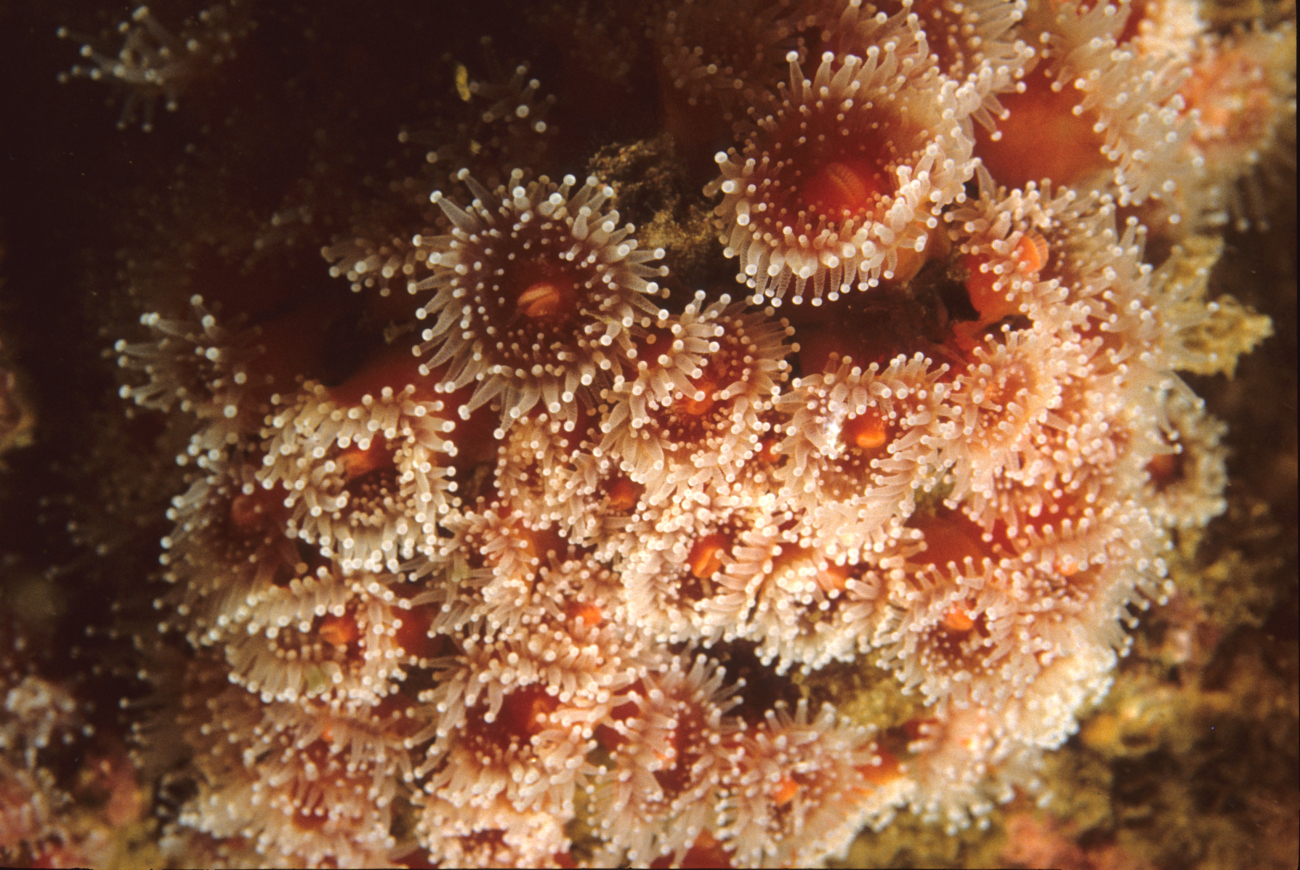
[416,672,611,832]
[411,169,669,433]
[728,539,877,672]
[591,654,744,866]
[823,0,1034,132]
[974,0,1190,211]
[158,452,300,647]
[114,294,266,468]
[875,487,1167,709]
[708,46,975,304]
[222,569,423,709]
[870,510,1040,708]
[492,410,613,548]
[173,664,403,868]
[652,0,813,128]
[257,381,458,574]
[1136,387,1228,530]
[618,473,792,645]
[904,641,1117,833]
[938,321,1092,506]
[775,352,949,561]
[719,699,909,867]
[598,293,795,502]
[418,498,573,637]
[1175,20,1297,231]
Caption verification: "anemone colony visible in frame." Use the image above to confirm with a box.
[4,0,1294,867]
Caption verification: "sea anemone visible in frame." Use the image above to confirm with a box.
[823,0,1034,132]
[417,682,606,831]
[417,541,642,740]
[114,294,266,468]
[870,509,1037,707]
[257,381,458,574]
[411,170,669,432]
[1176,21,1297,230]
[617,474,789,644]
[157,453,299,647]
[905,640,1116,832]
[56,2,251,131]
[775,352,949,561]
[173,664,403,868]
[419,498,572,637]
[492,410,613,546]
[709,47,976,304]
[945,175,1079,338]
[973,0,1189,210]
[220,567,425,708]
[939,321,1092,507]
[719,699,907,866]
[45,0,1288,866]
[598,293,795,502]
[591,654,744,866]
[732,540,874,672]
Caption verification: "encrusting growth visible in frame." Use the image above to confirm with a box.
[52,0,1291,867]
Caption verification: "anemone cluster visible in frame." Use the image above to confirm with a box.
[42,0,1293,867]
